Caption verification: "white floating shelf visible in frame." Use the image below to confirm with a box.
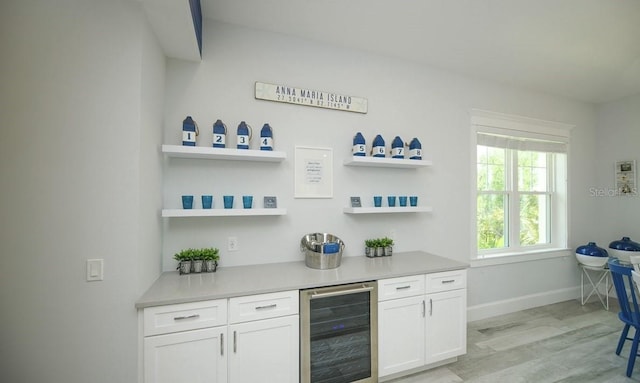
[343,206,433,214]
[162,208,287,218]
[162,145,286,162]
[343,156,432,168]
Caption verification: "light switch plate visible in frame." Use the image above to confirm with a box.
[86,259,104,281]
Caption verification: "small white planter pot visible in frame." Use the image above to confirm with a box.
[179,261,192,275]
[204,260,218,272]
[191,260,203,273]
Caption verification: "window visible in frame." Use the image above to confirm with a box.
[471,110,571,261]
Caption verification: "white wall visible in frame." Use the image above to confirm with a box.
[0,1,164,382]
[0,2,617,380]
[593,94,640,243]
[138,2,167,295]
[162,21,599,315]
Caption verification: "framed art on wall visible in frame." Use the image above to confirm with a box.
[615,160,636,195]
[294,146,333,198]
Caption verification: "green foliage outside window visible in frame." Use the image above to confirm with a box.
[477,146,548,250]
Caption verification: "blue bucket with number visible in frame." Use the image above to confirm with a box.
[260,124,273,151]
[182,116,198,146]
[352,132,366,156]
[372,134,385,158]
[237,121,251,149]
[212,119,226,148]
[391,136,404,159]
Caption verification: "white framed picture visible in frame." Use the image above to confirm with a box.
[294,146,333,198]
[615,160,636,195]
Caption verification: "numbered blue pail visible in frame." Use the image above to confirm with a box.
[409,137,422,160]
[236,121,251,149]
[372,134,385,158]
[352,132,366,156]
[212,119,226,148]
[391,136,404,159]
[182,116,198,146]
[260,124,273,151]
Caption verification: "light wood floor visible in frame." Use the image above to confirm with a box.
[389,299,640,382]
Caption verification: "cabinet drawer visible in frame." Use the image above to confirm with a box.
[229,290,298,324]
[425,269,467,293]
[378,275,425,301]
[143,299,227,337]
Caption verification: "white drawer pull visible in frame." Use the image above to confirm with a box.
[395,286,411,290]
[173,314,200,321]
[255,304,277,310]
[441,279,455,284]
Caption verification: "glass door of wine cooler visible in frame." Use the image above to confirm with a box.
[300,282,378,383]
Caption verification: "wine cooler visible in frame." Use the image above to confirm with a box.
[300,282,378,383]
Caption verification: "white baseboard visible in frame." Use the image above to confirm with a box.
[467,286,580,322]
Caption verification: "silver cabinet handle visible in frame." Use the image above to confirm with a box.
[429,298,433,316]
[173,314,200,321]
[233,330,237,353]
[422,300,425,317]
[396,285,411,290]
[441,279,455,284]
[220,333,224,356]
[255,304,277,310]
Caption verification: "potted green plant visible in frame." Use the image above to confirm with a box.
[174,248,195,275]
[364,239,377,258]
[381,237,394,256]
[373,238,385,257]
[174,247,220,274]
[191,251,204,273]
[200,247,220,272]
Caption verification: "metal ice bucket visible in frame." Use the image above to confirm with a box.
[300,233,345,270]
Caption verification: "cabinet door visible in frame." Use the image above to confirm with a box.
[425,289,467,364]
[229,315,299,383]
[144,327,227,383]
[378,295,425,377]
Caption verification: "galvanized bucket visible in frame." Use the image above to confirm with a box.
[300,233,345,270]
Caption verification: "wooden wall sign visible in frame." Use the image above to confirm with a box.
[255,82,368,114]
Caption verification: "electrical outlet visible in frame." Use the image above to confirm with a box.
[228,236,238,251]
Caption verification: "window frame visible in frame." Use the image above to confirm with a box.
[470,109,573,266]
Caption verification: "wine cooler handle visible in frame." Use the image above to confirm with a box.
[310,284,374,299]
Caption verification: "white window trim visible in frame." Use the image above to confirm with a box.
[470,248,573,268]
[470,109,574,265]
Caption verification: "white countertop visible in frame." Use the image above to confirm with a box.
[135,251,469,309]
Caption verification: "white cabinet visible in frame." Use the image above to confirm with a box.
[228,291,299,383]
[228,316,299,383]
[378,270,467,378]
[378,275,426,377]
[425,289,467,364]
[143,299,228,383]
[379,295,425,376]
[141,291,299,383]
[425,270,467,364]
[144,327,227,383]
